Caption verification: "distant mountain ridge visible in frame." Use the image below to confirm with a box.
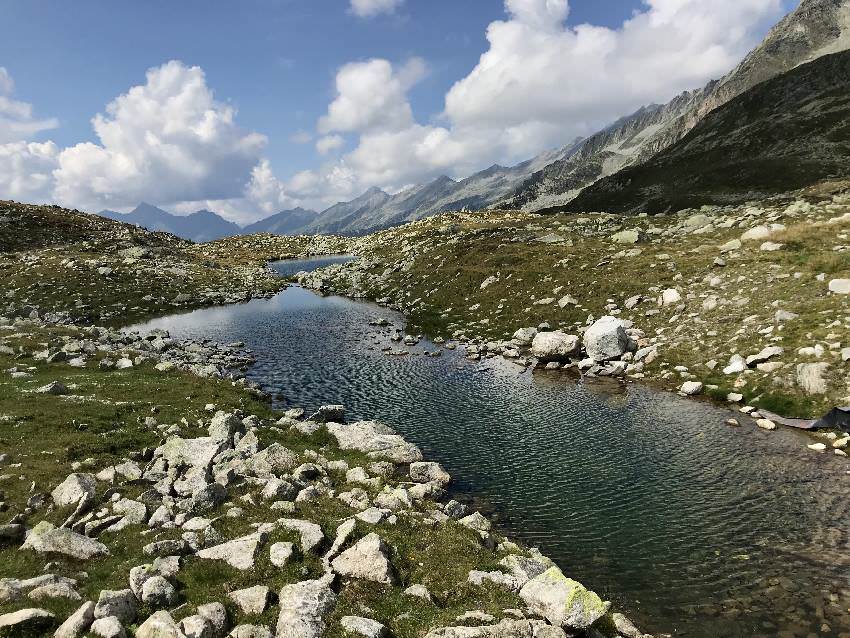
[566,49,850,214]
[502,0,850,211]
[99,203,242,243]
[242,207,318,235]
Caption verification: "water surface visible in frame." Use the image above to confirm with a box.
[129,257,850,637]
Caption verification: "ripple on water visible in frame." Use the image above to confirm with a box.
[128,267,850,638]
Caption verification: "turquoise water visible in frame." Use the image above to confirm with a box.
[128,257,850,637]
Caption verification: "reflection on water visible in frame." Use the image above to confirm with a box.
[128,260,850,638]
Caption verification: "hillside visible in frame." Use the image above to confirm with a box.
[503,0,850,212]
[242,207,318,235]
[567,50,850,214]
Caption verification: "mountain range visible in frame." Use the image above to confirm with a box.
[98,0,850,240]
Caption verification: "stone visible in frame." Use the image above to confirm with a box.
[612,613,645,638]
[423,620,566,638]
[248,443,299,477]
[720,239,741,252]
[746,346,783,366]
[404,584,433,602]
[797,363,830,395]
[331,533,395,584]
[28,580,81,601]
[518,567,609,630]
[808,443,827,452]
[21,521,108,559]
[136,611,186,638]
[270,542,295,567]
[409,461,451,487]
[197,532,266,570]
[511,327,537,347]
[308,405,345,423]
[723,355,747,375]
[181,615,215,638]
[828,279,850,295]
[530,332,580,363]
[499,554,555,588]
[209,411,242,442]
[680,381,703,396]
[0,608,55,633]
[278,519,325,554]
[741,225,771,241]
[158,437,226,471]
[197,602,228,638]
[327,421,422,464]
[229,586,270,615]
[94,589,137,624]
[659,288,682,306]
[611,229,642,244]
[91,616,127,638]
[276,576,337,638]
[760,241,783,251]
[55,601,96,638]
[583,316,631,362]
[340,616,389,638]
[757,419,777,431]
[141,575,178,607]
[36,380,69,395]
[468,570,521,591]
[775,309,798,322]
[52,473,97,508]
[459,511,491,532]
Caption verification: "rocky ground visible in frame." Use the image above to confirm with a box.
[0,202,650,637]
[295,192,850,432]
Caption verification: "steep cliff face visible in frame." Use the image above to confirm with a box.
[505,0,850,212]
[566,50,850,214]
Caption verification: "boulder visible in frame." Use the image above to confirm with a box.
[94,589,137,625]
[248,444,299,477]
[21,521,108,559]
[583,317,631,362]
[55,601,96,638]
[331,533,395,584]
[679,381,703,396]
[531,332,580,363]
[746,346,782,366]
[511,327,537,347]
[327,421,422,464]
[180,615,215,638]
[0,608,55,634]
[270,542,295,568]
[158,437,226,471]
[209,412,242,442]
[611,229,643,244]
[141,576,178,607]
[230,627,272,638]
[658,289,682,306]
[276,576,337,638]
[136,611,186,638]
[229,586,270,615]
[51,473,97,508]
[828,279,850,295]
[197,532,267,570]
[409,462,451,487]
[91,616,127,638]
[340,616,388,638]
[197,602,228,638]
[518,567,609,630]
[278,520,325,554]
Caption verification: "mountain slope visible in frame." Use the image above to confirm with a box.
[242,207,318,235]
[565,50,850,214]
[302,187,391,235]
[503,0,850,211]
[98,203,241,242]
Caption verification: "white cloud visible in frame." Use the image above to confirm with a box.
[318,58,425,135]
[292,0,784,207]
[289,130,313,144]
[350,0,404,18]
[52,60,267,212]
[0,140,59,203]
[0,67,58,144]
[316,134,345,155]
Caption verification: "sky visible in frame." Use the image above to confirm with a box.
[1,0,798,223]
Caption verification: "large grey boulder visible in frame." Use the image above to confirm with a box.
[340,616,389,638]
[197,602,228,637]
[583,316,631,362]
[518,567,610,630]
[209,412,242,442]
[331,533,395,584]
[91,616,127,638]
[197,532,267,570]
[409,461,451,488]
[0,608,55,633]
[247,444,299,478]
[55,601,95,638]
[136,611,186,638]
[229,585,270,615]
[21,521,108,559]
[140,576,178,607]
[158,437,226,470]
[423,620,566,638]
[511,327,538,346]
[275,576,337,638]
[327,421,422,464]
[278,520,325,554]
[51,473,97,508]
[94,589,137,625]
[531,332,580,363]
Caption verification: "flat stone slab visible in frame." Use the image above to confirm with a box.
[21,521,109,560]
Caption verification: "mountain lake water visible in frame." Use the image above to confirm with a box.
[128,256,850,638]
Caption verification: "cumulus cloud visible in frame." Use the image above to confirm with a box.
[0,67,58,144]
[0,141,59,203]
[350,0,404,18]
[52,60,267,212]
[289,0,784,207]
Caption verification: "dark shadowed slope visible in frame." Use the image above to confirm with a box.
[565,51,850,215]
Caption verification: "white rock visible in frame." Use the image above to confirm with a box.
[340,616,389,638]
[530,332,580,362]
[583,316,631,362]
[680,381,703,396]
[518,567,610,630]
[331,533,395,584]
[829,279,850,294]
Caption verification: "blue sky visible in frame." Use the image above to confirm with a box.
[0,0,798,220]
